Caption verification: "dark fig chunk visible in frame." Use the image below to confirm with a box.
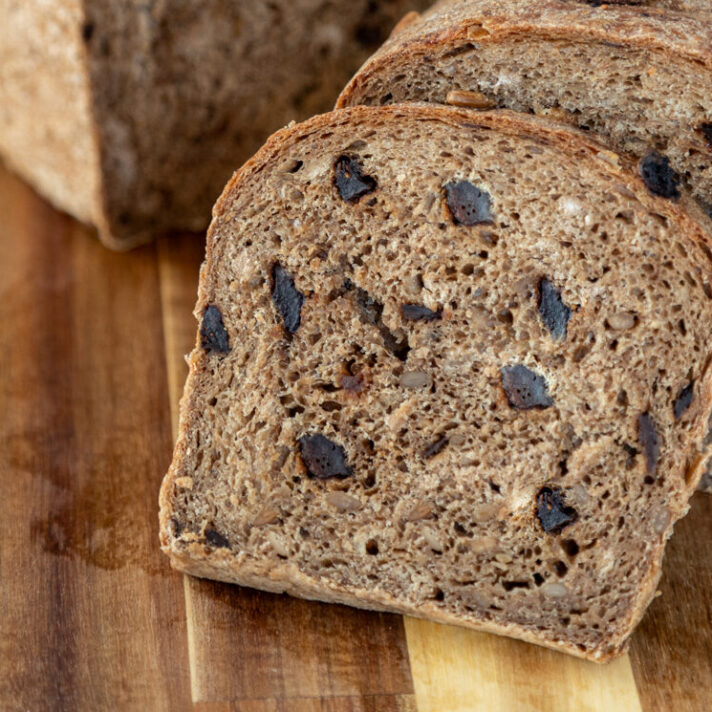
[638,412,659,477]
[378,330,410,362]
[272,263,305,334]
[423,436,448,459]
[537,278,571,340]
[640,151,680,200]
[501,365,553,410]
[200,305,230,353]
[204,528,229,548]
[673,382,694,419]
[536,487,578,534]
[445,180,494,225]
[700,470,712,491]
[401,304,442,322]
[350,284,410,361]
[299,434,353,479]
[696,122,712,148]
[333,155,377,202]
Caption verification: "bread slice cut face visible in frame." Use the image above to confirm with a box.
[160,105,712,661]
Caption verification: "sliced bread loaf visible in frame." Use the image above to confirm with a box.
[0,0,427,249]
[337,0,712,216]
[159,104,712,661]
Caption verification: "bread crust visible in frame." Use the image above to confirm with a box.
[160,104,712,662]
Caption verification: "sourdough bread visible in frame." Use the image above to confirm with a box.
[0,0,428,249]
[159,104,712,661]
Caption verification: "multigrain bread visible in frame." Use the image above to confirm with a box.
[337,0,712,216]
[159,104,712,661]
[0,0,428,249]
[339,0,712,493]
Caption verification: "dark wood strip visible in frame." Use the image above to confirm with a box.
[193,692,416,712]
[0,169,192,710]
[184,582,414,703]
[630,491,712,711]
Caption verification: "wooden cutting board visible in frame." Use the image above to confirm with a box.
[1,164,710,711]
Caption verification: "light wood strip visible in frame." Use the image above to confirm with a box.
[184,574,202,704]
[157,232,207,706]
[405,617,642,712]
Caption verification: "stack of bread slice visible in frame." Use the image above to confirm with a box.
[160,0,712,660]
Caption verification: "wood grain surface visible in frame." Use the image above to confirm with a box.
[0,169,191,710]
[1,165,711,710]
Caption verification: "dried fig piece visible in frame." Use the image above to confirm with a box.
[640,151,680,200]
[445,180,494,225]
[536,487,578,534]
[423,436,448,458]
[501,365,553,410]
[622,442,639,469]
[350,284,410,360]
[696,122,712,148]
[272,263,305,334]
[673,382,694,419]
[638,412,659,477]
[401,304,442,322]
[204,528,229,548]
[538,278,571,340]
[333,155,377,202]
[200,305,230,353]
[299,434,354,479]
[171,518,184,537]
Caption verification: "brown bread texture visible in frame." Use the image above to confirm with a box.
[159,104,712,661]
[0,0,428,250]
[338,0,712,492]
[337,0,712,218]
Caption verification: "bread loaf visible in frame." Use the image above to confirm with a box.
[0,0,428,249]
[159,104,712,660]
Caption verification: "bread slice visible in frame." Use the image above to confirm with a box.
[339,0,712,493]
[337,0,712,217]
[159,104,712,661]
[0,0,428,249]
